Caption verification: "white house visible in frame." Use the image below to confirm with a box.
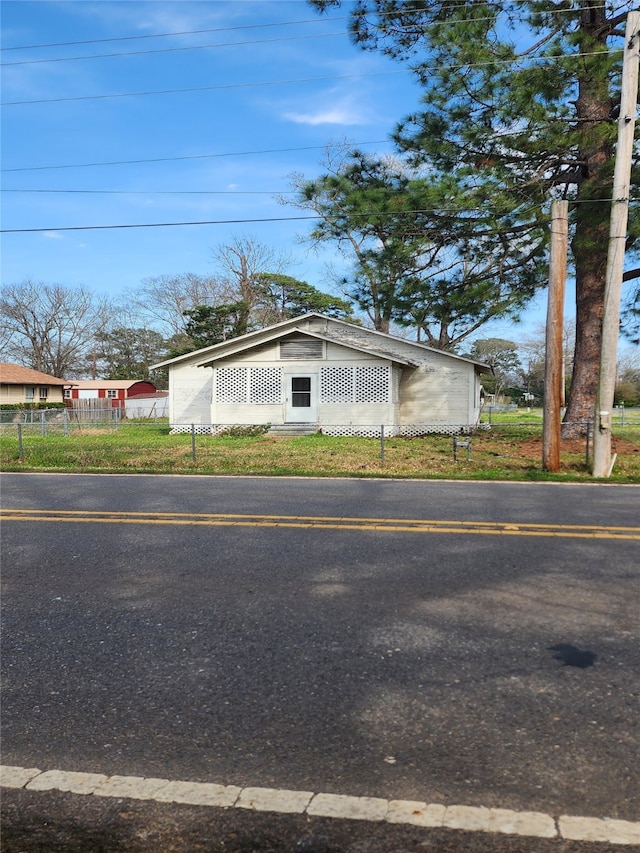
[152,314,489,436]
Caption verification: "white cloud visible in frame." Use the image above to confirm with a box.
[283,106,369,126]
[281,86,376,126]
[42,231,64,240]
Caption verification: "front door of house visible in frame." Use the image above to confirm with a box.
[285,375,317,422]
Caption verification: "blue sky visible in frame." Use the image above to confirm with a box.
[1,0,569,342]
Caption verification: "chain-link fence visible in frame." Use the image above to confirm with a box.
[2,409,639,477]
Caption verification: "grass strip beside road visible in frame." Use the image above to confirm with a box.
[1,422,639,483]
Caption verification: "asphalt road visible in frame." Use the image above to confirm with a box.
[1,473,639,850]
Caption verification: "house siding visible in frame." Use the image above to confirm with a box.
[156,314,487,433]
[1,384,65,405]
[170,363,212,424]
[399,363,473,424]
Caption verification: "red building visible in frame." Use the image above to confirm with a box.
[65,380,159,408]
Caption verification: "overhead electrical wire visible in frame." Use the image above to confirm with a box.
[1,48,621,108]
[1,7,599,68]
[1,31,356,67]
[0,215,318,233]
[0,14,356,51]
[5,198,626,235]
[1,68,409,107]
[0,1,611,52]
[1,188,294,195]
[1,141,389,173]
[3,6,631,228]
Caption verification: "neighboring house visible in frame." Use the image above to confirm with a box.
[153,313,489,436]
[0,363,72,406]
[66,379,159,408]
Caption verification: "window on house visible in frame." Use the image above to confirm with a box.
[25,386,35,401]
[63,388,71,399]
[39,387,48,400]
[107,389,118,399]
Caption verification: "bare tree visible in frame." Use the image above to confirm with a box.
[211,235,293,331]
[128,238,293,344]
[130,273,227,337]
[0,280,112,378]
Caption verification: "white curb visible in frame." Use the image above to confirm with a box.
[2,764,639,845]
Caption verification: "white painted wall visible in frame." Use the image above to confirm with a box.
[169,361,212,424]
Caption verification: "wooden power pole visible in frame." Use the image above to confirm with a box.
[592,12,640,477]
[543,199,568,472]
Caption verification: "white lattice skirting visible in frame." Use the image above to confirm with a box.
[169,423,476,438]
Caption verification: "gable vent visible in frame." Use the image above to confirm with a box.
[279,338,323,360]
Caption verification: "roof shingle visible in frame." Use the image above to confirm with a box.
[0,363,70,386]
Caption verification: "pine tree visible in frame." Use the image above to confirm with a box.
[309,0,640,429]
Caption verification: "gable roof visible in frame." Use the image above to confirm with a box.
[152,313,489,371]
[0,363,71,386]
[198,325,417,367]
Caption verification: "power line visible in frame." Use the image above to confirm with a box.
[1,49,620,108]
[0,14,355,51]
[2,196,629,234]
[1,188,293,195]
[1,8,587,68]
[1,68,409,107]
[0,205,551,234]
[0,30,354,67]
[0,2,605,53]
[1,141,389,174]
[1,215,320,233]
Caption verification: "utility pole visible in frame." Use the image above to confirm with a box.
[592,12,640,477]
[543,199,568,472]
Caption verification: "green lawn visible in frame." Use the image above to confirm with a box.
[2,419,639,482]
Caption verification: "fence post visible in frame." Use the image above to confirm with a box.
[17,423,24,459]
[191,424,197,463]
[380,425,385,462]
[63,408,69,436]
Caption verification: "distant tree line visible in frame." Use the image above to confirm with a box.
[0,236,353,385]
